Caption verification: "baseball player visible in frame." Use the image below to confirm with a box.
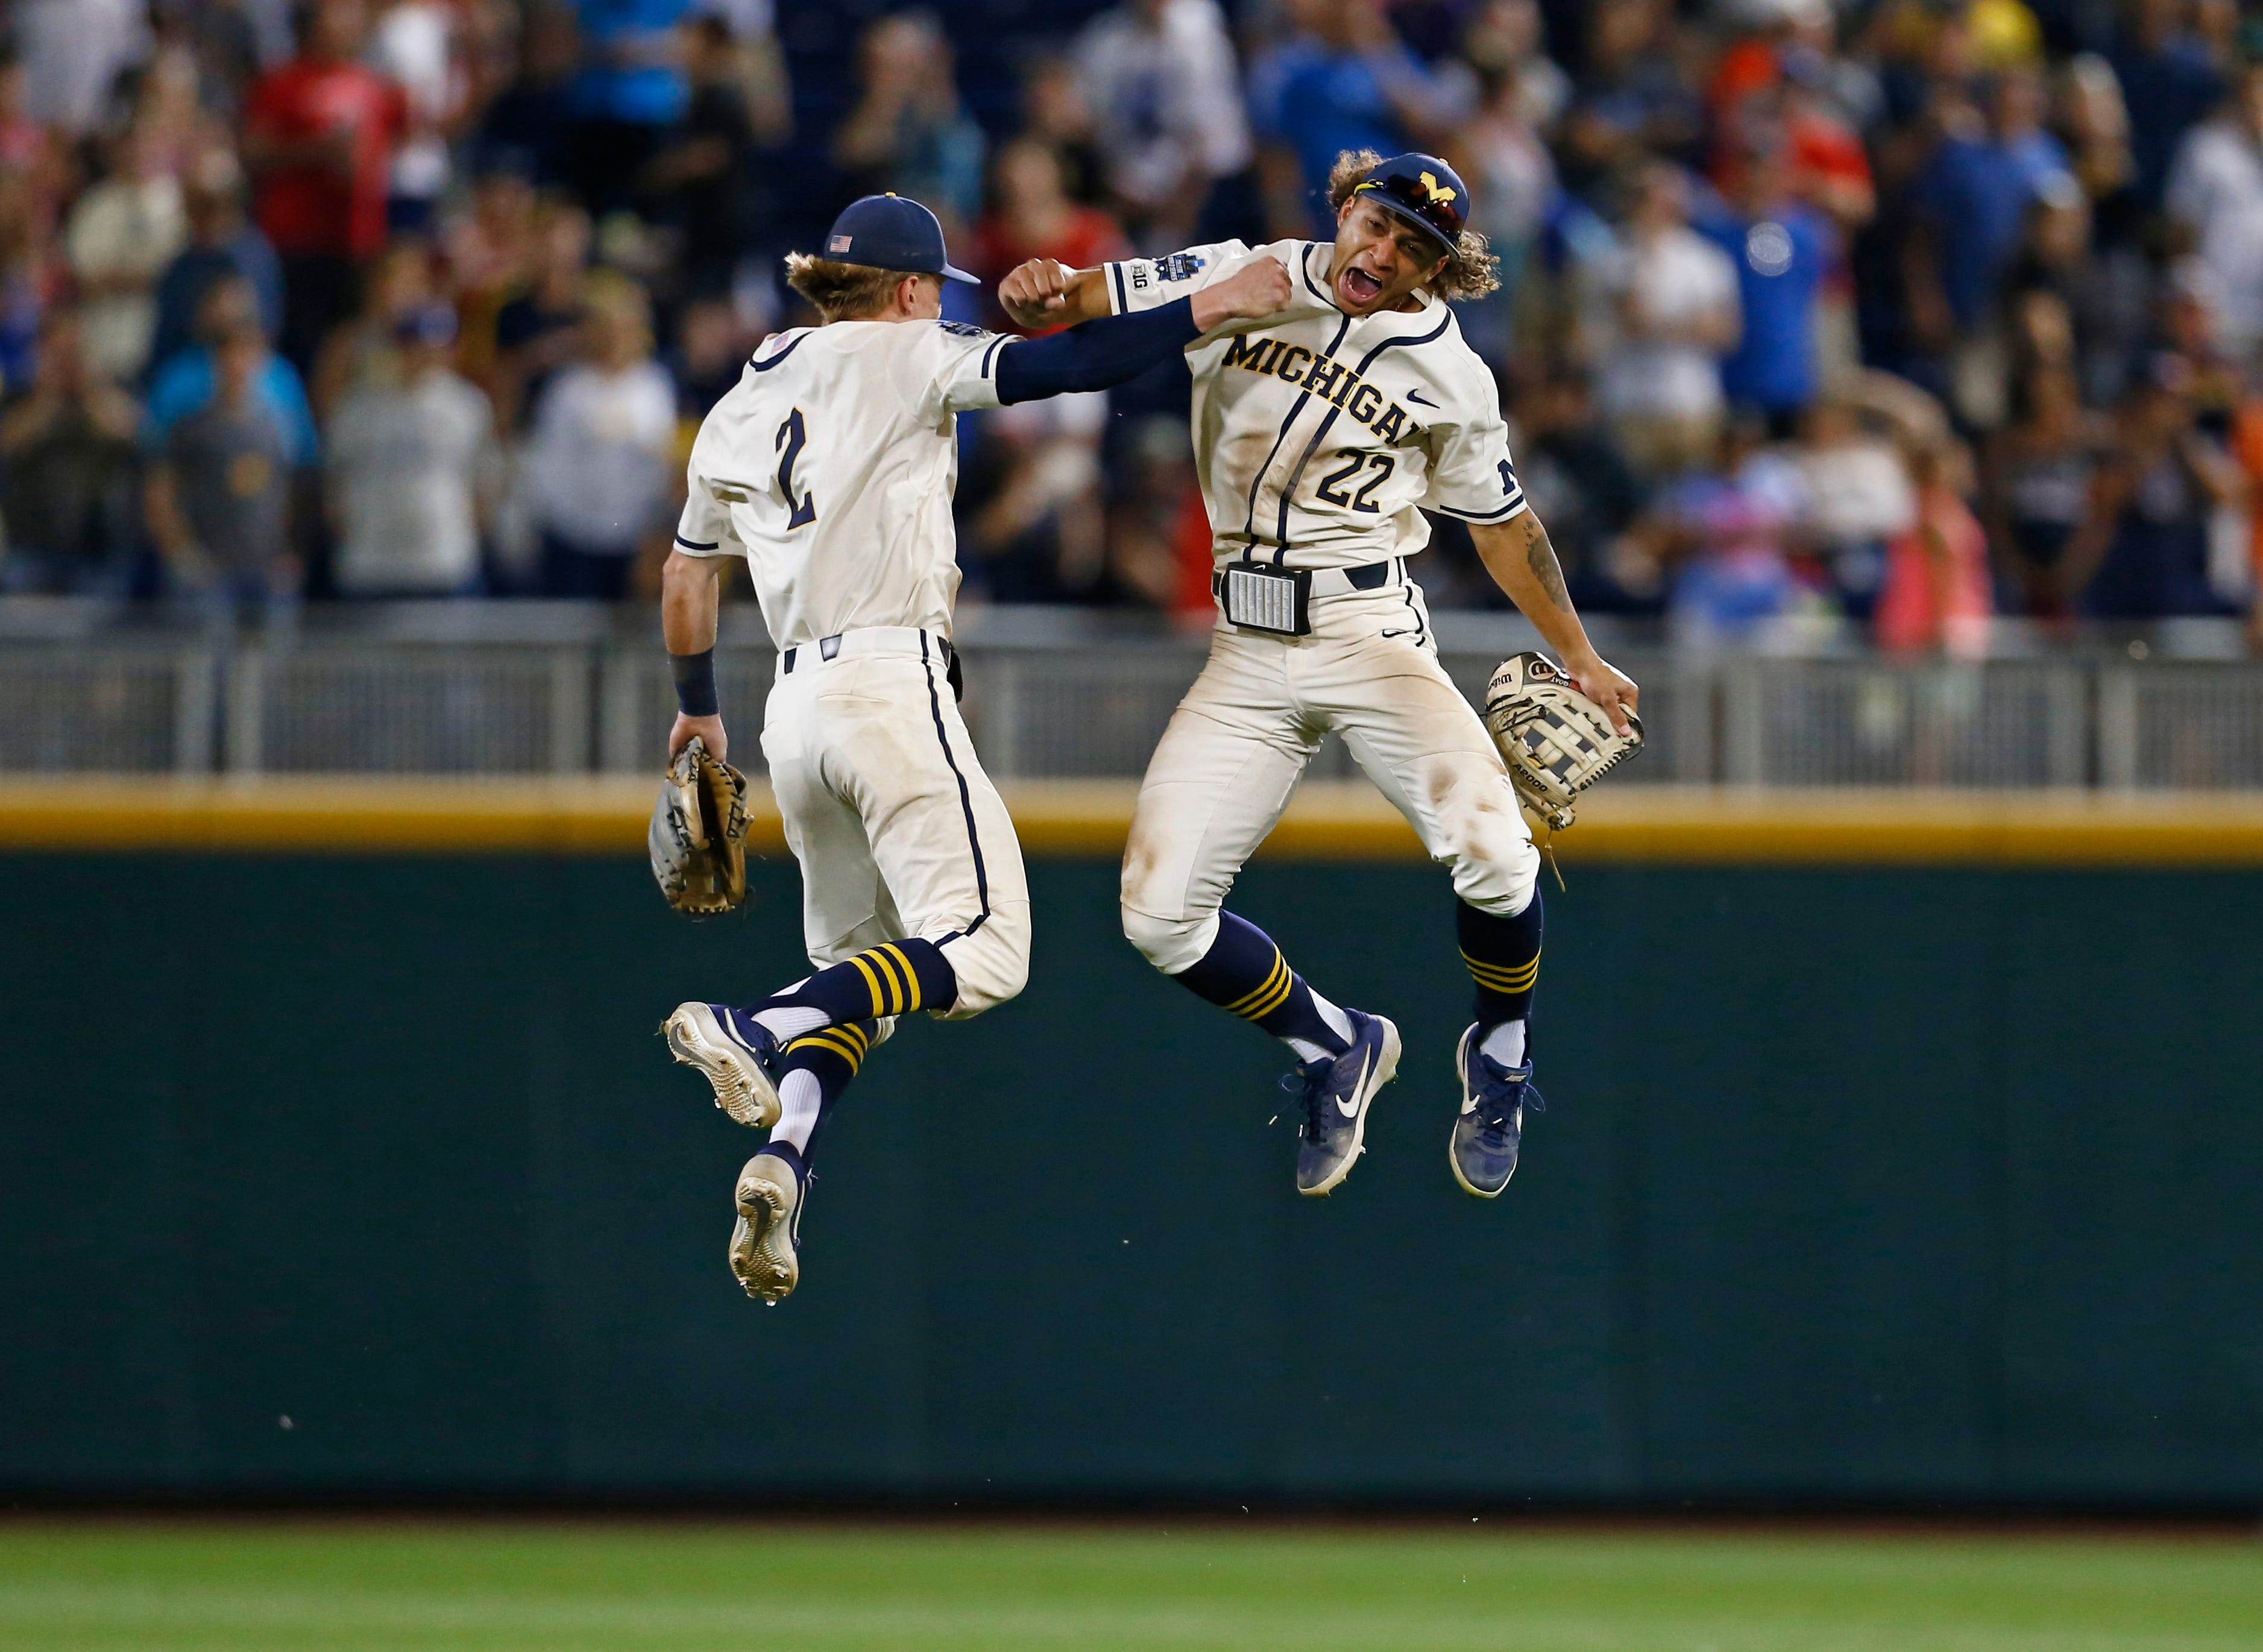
[999,151,1638,1199]
[661,193,1292,1301]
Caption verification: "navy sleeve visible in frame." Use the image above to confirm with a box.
[994,298,1204,405]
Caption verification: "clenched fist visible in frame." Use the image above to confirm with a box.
[1188,257,1294,331]
[999,258,1075,330]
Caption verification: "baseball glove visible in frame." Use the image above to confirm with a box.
[649,736,752,916]
[1481,652,1643,836]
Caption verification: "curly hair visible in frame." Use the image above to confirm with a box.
[1324,149,1501,303]
[783,253,922,322]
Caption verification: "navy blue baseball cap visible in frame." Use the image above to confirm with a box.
[820,193,977,284]
[1349,153,1470,257]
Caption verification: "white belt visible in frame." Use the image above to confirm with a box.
[776,625,954,677]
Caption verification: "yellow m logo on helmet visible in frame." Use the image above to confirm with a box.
[1418,171,1458,205]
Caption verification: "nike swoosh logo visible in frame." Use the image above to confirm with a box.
[1336,1050,1373,1117]
[1406,388,1438,407]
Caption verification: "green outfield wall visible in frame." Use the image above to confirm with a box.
[3,847,2259,1507]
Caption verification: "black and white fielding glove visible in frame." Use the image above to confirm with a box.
[1481,652,1644,835]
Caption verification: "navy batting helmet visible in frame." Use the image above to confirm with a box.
[1349,153,1470,256]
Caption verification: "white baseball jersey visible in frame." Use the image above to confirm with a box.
[673,318,1013,649]
[1102,239,1526,568]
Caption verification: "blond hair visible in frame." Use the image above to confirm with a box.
[1324,149,1501,303]
[783,253,922,322]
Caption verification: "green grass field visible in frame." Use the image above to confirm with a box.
[1,1519,2256,1651]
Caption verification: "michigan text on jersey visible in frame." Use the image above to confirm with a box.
[1217,333,1419,447]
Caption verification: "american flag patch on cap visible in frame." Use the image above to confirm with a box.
[828,234,852,253]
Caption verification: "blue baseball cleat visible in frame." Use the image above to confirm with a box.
[730,1149,805,1304]
[1287,1009,1401,1196]
[664,1001,781,1128]
[1449,1023,1546,1197]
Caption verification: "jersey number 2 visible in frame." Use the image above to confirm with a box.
[775,409,817,529]
[1314,452,1395,512]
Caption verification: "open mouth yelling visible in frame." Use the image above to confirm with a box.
[1337,264,1385,309]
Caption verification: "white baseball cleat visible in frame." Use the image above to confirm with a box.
[663,1001,780,1128]
[729,1152,803,1304]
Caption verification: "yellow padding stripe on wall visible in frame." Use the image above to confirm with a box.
[5,780,2263,866]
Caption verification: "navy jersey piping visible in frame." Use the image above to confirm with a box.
[675,535,720,551]
[919,633,990,932]
[751,332,809,373]
[980,334,1010,377]
[1236,314,1352,558]
[1434,497,1526,523]
[1109,261,1128,314]
[1269,307,1455,554]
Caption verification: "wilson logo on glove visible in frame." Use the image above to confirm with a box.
[1481,652,1643,837]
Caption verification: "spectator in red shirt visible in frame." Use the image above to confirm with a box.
[969,138,1129,336]
[242,0,404,373]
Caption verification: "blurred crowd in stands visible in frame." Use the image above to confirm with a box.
[2,0,2263,650]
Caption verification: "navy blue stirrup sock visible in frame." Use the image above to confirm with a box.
[1167,911,1352,1057]
[1458,893,1542,1038]
[746,938,956,1035]
[761,1019,875,1170]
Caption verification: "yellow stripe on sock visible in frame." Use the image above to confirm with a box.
[1462,951,1540,992]
[1242,968,1296,1021]
[1475,960,1540,988]
[847,954,888,1019]
[877,943,922,1014]
[1223,951,1289,1017]
[867,947,908,1016]
[837,1022,872,1055]
[787,1029,864,1071]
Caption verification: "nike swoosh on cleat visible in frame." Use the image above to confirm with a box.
[1336,1051,1373,1117]
[1406,388,1438,407]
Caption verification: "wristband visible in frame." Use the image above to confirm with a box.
[670,649,719,717]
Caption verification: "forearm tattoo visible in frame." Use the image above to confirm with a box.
[1523,517,1572,611]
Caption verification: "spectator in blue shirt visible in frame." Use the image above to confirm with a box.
[2062,353,2244,618]
[1907,68,2070,347]
[560,0,691,216]
[832,12,987,238]
[146,156,284,389]
[1695,144,1828,430]
[142,274,319,468]
[2110,0,2222,210]
[1248,0,1463,238]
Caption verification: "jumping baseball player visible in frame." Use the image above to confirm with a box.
[660,194,1292,1300]
[999,152,1638,1199]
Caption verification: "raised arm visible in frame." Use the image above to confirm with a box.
[996,259,1115,331]
[992,258,1291,404]
[1469,512,1639,736]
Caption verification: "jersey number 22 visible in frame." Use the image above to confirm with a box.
[775,409,817,529]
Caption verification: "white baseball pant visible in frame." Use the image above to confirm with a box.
[760,626,1030,1017]
[1121,576,1539,975]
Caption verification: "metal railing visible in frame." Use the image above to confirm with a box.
[4,601,2262,788]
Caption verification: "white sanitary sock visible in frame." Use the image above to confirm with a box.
[1308,988,1354,1046]
[1281,988,1355,1067]
[750,1004,829,1043]
[770,1068,822,1154]
[1479,1019,1528,1069]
